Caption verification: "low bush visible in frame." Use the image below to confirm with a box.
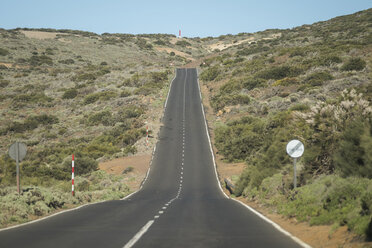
[12,93,53,108]
[341,58,366,71]
[2,114,59,134]
[274,175,372,237]
[29,55,53,66]
[256,65,303,80]
[0,48,9,56]
[318,55,342,66]
[72,73,97,82]
[120,89,131,97]
[211,94,250,111]
[86,111,113,126]
[58,59,75,65]
[200,66,220,82]
[289,103,310,112]
[304,71,334,86]
[118,105,144,119]
[83,91,117,105]
[120,128,146,146]
[62,88,78,99]
[334,119,372,179]
[175,40,191,47]
[273,77,299,86]
[63,153,98,175]
[0,80,9,88]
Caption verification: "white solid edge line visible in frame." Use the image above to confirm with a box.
[231,198,312,248]
[125,68,178,194]
[196,69,228,199]
[123,220,154,248]
[164,69,177,109]
[0,197,108,232]
[196,69,311,248]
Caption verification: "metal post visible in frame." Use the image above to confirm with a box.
[293,158,297,189]
[16,142,20,194]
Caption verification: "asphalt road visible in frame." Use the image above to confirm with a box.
[0,68,304,248]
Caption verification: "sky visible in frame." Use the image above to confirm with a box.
[0,0,371,37]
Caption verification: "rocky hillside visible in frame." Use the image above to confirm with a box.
[199,8,372,240]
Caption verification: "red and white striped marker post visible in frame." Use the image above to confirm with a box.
[72,154,75,196]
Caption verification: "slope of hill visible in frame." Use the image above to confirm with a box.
[0,28,213,227]
[198,8,372,244]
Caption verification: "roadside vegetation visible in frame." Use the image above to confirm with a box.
[201,8,372,241]
[0,28,182,228]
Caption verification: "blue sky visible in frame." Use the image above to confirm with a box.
[0,0,370,37]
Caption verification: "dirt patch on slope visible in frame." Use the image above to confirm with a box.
[99,154,151,190]
[20,30,61,39]
[207,33,282,52]
[155,47,194,61]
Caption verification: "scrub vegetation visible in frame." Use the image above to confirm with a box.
[200,9,372,241]
[0,8,371,243]
[0,28,189,228]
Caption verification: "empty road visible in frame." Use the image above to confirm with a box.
[0,68,305,248]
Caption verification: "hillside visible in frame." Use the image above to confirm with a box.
[0,7,371,246]
[198,8,372,244]
[0,28,213,227]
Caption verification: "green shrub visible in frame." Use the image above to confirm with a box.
[2,114,58,134]
[62,88,78,99]
[175,40,191,47]
[73,73,96,82]
[0,80,10,88]
[256,65,303,80]
[119,105,144,119]
[120,89,131,97]
[304,71,334,86]
[243,78,266,90]
[341,58,366,71]
[12,93,53,108]
[211,94,250,111]
[289,103,310,112]
[169,51,175,56]
[82,138,120,159]
[135,38,152,50]
[318,55,342,66]
[276,175,372,237]
[0,48,9,56]
[154,40,166,46]
[58,59,75,65]
[29,55,53,66]
[83,91,117,105]
[215,117,264,162]
[236,45,270,56]
[120,128,146,146]
[334,120,372,179]
[200,66,220,82]
[273,77,299,86]
[64,154,98,175]
[87,111,113,126]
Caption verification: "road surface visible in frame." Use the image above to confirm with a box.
[0,68,304,248]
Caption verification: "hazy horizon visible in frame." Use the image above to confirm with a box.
[0,1,371,37]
